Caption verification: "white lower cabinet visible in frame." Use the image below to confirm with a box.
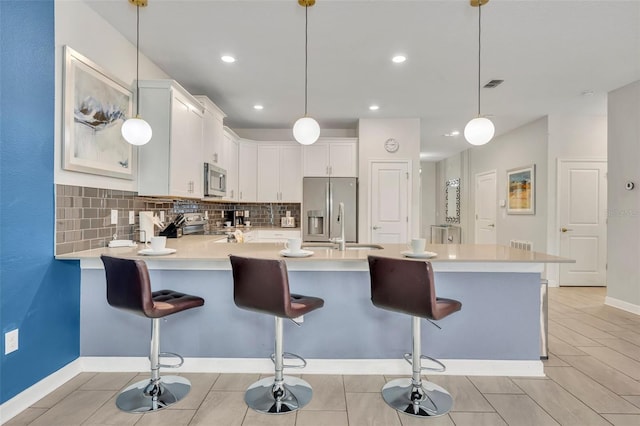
[251,229,301,243]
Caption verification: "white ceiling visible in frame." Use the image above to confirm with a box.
[86,0,640,160]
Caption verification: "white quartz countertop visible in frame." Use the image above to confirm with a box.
[56,236,573,273]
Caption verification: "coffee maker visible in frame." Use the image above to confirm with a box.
[225,210,245,227]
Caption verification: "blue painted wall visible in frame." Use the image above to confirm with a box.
[1,0,80,404]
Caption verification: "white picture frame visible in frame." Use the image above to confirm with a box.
[62,45,135,180]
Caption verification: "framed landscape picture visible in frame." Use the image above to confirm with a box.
[62,45,135,179]
[507,165,535,214]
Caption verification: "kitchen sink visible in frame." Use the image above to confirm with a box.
[301,243,383,251]
[345,244,384,250]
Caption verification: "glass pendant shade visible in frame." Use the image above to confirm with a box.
[293,116,320,145]
[121,116,152,146]
[464,117,495,146]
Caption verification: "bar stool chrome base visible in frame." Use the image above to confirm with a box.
[116,375,191,413]
[245,376,312,414]
[382,378,453,418]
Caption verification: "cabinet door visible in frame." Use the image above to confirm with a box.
[187,104,203,197]
[302,143,329,176]
[169,95,193,197]
[202,107,223,165]
[223,133,239,200]
[238,141,257,202]
[329,142,357,177]
[257,145,280,201]
[279,145,302,202]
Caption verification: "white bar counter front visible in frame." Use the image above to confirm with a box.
[57,237,572,377]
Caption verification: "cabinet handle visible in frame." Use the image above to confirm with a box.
[329,166,332,175]
[213,153,218,163]
[240,191,243,200]
[373,225,381,230]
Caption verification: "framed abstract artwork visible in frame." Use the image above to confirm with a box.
[62,45,134,179]
[507,165,535,214]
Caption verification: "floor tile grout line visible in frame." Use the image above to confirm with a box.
[573,345,640,382]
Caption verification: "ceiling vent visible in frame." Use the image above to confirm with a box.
[484,79,504,88]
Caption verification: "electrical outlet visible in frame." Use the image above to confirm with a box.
[129,210,135,225]
[110,209,118,225]
[5,329,18,355]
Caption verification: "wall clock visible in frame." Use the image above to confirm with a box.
[384,138,399,153]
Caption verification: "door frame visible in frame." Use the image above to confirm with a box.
[368,159,412,242]
[474,169,497,244]
[555,158,607,287]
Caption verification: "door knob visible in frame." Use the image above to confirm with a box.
[561,227,573,233]
[372,225,381,230]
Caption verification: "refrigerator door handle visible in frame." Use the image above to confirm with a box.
[326,181,332,237]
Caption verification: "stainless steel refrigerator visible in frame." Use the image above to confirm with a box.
[303,177,357,242]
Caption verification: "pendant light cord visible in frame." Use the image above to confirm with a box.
[477,3,482,117]
[304,4,309,116]
[136,4,141,117]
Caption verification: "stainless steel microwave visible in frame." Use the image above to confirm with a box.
[204,163,226,197]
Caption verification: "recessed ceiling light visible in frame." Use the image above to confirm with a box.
[221,55,236,63]
[253,105,264,110]
[392,55,406,64]
[369,105,380,111]
[581,90,594,96]
[444,130,460,137]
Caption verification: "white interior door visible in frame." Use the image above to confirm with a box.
[475,170,497,244]
[558,160,607,286]
[370,161,409,243]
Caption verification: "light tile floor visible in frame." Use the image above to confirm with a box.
[6,287,640,426]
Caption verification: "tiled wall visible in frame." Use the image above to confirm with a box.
[55,184,300,255]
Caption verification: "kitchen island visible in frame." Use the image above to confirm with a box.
[57,237,572,376]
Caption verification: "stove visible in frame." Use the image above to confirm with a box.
[181,212,208,235]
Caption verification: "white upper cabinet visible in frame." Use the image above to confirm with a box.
[257,143,302,202]
[238,140,257,202]
[302,138,358,177]
[222,128,239,201]
[195,95,226,166]
[138,80,204,198]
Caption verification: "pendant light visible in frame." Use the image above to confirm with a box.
[464,0,495,146]
[121,0,152,146]
[293,0,320,145]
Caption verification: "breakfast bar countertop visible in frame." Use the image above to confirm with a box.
[56,235,573,273]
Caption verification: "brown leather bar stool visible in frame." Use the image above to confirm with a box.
[100,255,204,413]
[229,255,324,414]
[367,255,461,418]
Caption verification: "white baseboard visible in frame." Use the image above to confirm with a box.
[80,356,544,377]
[1,356,543,425]
[605,296,640,315]
[0,359,82,425]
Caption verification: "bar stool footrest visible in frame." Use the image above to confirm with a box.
[270,352,307,369]
[157,352,184,369]
[403,353,446,372]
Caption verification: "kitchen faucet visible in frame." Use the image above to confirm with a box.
[331,202,346,251]
[267,203,274,226]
